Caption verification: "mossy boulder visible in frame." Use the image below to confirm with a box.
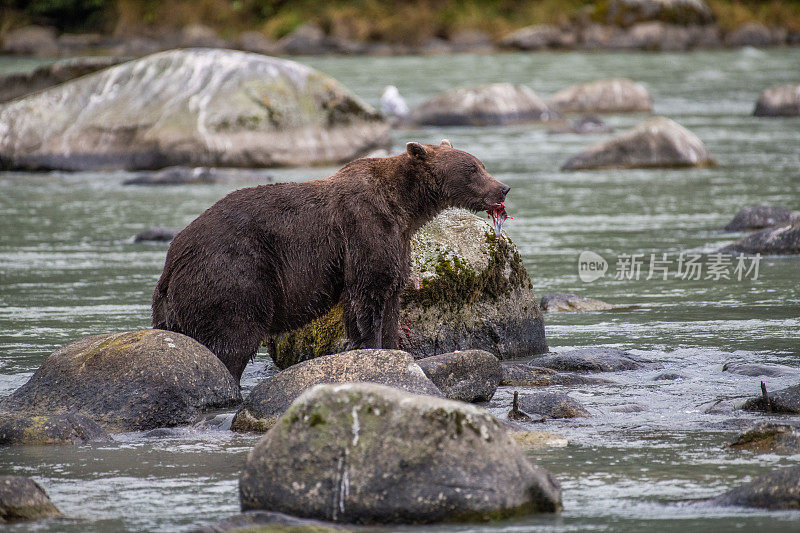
[416,349,502,403]
[0,48,389,171]
[710,465,800,510]
[231,349,442,432]
[271,209,547,369]
[0,476,62,522]
[0,330,241,432]
[0,413,110,446]
[754,84,800,117]
[239,383,562,524]
[410,84,555,126]
[562,117,715,170]
[548,78,652,114]
[730,422,800,454]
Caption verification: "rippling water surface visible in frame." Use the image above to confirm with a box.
[1,48,799,532]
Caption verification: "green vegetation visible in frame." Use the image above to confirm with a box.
[3,0,800,41]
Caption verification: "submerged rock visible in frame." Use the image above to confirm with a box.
[547,115,613,135]
[509,431,569,449]
[0,49,389,171]
[271,209,547,368]
[710,465,800,510]
[0,330,241,432]
[410,83,555,126]
[718,221,800,255]
[561,117,715,170]
[239,383,562,523]
[0,476,62,522]
[191,511,342,533]
[0,413,110,446]
[540,293,616,312]
[231,349,442,432]
[500,364,612,387]
[416,349,501,403]
[123,166,274,186]
[722,205,800,232]
[0,56,126,103]
[518,393,591,419]
[730,422,800,454]
[548,78,652,114]
[754,84,800,117]
[741,382,800,414]
[722,362,800,378]
[133,227,179,243]
[530,347,648,373]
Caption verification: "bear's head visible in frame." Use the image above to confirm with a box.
[406,139,510,213]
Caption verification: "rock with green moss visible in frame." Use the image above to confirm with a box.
[0,476,62,522]
[271,208,547,369]
[730,422,800,454]
[231,349,442,432]
[0,48,389,171]
[0,413,110,446]
[239,383,562,524]
[0,330,241,432]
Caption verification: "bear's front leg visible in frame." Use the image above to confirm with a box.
[380,290,401,349]
[342,290,385,349]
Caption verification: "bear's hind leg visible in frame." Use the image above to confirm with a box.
[208,319,267,384]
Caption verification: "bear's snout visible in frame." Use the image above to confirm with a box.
[501,184,510,197]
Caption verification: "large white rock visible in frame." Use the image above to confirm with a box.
[0,48,390,171]
[549,78,652,114]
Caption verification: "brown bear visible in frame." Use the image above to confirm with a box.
[151,140,510,383]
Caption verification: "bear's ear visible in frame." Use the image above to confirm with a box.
[440,139,452,148]
[406,142,428,160]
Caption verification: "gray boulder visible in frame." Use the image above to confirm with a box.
[0,476,61,522]
[518,393,591,419]
[0,56,126,104]
[722,362,800,378]
[723,205,800,232]
[0,330,241,432]
[499,25,574,50]
[603,0,714,27]
[730,422,800,454]
[754,84,800,117]
[231,349,442,432]
[501,364,612,387]
[0,49,389,171]
[133,227,179,243]
[530,347,649,372]
[562,117,715,170]
[416,350,502,402]
[718,221,800,255]
[710,465,800,509]
[270,209,547,368]
[235,31,280,55]
[548,78,652,114]
[540,293,616,312]
[0,413,110,446]
[724,23,780,48]
[741,382,800,414]
[239,383,562,523]
[410,83,555,126]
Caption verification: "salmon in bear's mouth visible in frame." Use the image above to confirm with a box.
[487,203,512,237]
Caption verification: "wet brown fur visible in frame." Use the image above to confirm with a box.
[151,141,509,382]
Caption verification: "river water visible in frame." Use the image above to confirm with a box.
[1,48,799,532]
